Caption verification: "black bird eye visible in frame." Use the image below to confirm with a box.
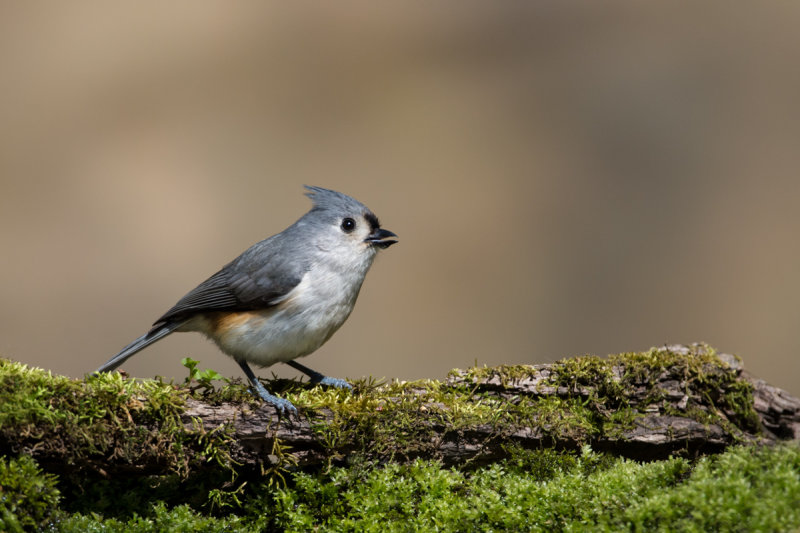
[341,217,356,233]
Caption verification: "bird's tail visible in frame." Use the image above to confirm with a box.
[95,322,182,374]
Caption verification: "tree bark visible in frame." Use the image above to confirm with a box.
[4,344,799,481]
[178,345,800,472]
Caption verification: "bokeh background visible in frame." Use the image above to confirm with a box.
[2,3,799,395]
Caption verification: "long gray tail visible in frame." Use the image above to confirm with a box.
[95,322,182,374]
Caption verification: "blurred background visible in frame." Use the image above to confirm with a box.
[1,3,799,395]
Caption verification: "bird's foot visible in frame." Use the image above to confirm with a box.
[251,382,297,414]
[316,376,353,390]
[285,360,352,390]
[238,360,297,414]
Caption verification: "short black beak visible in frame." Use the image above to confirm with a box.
[365,228,398,249]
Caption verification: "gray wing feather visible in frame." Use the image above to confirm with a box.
[153,235,308,326]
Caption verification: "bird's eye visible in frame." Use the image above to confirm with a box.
[341,217,356,233]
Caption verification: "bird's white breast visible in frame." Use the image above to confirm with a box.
[200,258,373,368]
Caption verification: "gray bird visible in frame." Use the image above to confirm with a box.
[95,186,398,413]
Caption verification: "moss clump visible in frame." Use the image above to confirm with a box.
[35,443,800,532]
[30,444,800,532]
[0,454,60,532]
[0,359,238,517]
[51,502,261,533]
[0,344,785,529]
[259,443,800,532]
[288,377,517,468]
[0,359,188,468]
[448,363,547,385]
[451,343,761,447]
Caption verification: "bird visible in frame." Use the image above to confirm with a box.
[95,186,398,413]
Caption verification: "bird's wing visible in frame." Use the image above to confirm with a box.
[152,242,307,327]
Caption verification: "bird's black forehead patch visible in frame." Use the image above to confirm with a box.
[364,212,380,231]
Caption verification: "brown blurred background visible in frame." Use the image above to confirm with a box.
[1,3,799,395]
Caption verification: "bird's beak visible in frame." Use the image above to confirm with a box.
[365,228,398,249]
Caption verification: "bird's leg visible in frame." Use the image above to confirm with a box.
[286,360,352,390]
[237,360,297,414]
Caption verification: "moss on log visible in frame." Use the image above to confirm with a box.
[1,343,798,526]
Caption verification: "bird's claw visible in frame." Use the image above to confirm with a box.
[316,376,353,390]
[251,383,298,414]
[268,396,298,415]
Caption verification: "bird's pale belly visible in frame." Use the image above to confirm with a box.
[196,305,352,367]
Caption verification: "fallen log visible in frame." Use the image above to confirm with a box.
[1,343,798,482]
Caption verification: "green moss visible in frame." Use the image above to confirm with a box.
[0,343,780,529]
[447,363,545,385]
[0,454,60,532]
[0,359,238,517]
[0,359,186,466]
[34,444,800,532]
[256,443,800,532]
[52,502,262,533]
[625,443,800,531]
[180,357,257,406]
[501,444,619,480]
[194,343,762,470]
[513,395,599,440]
[288,378,502,466]
[451,343,761,447]
[293,371,621,468]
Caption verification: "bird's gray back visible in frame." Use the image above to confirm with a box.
[152,186,374,328]
[153,227,312,327]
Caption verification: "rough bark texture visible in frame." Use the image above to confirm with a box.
[3,344,799,481]
[748,373,800,440]
[175,345,800,471]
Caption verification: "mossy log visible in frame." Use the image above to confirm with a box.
[183,344,800,471]
[1,344,798,485]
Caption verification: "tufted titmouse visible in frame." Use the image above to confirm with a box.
[95,186,397,413]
